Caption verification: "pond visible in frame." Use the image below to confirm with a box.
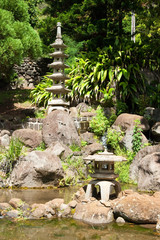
[0,218,159,240]
[0,185,159,240]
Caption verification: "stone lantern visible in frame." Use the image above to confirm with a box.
[46,22,70,114]
[84,151,127,202]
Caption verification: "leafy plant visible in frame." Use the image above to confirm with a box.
[89,106,110,136]
[106,128,124,154]
[115,150,135,183]
[106,127,135,183]
[30,75,52,107]
[34,109,46,118]
[100,88,115,107]
[81,140,88,147]
[34,142,46,151]
[132,120,142,154]
[4,137,24,174]
[60,156,85,186]
[69,144,81,152]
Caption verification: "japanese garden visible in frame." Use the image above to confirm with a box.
[0,0,160,239]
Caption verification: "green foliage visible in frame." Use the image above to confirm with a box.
[100,88,115,107]
[66,41,149,111]
[106,128,124,154]
[116,101,129,115]
[89,106,110,136]
[34,109,46,118]
[106,127,135,183]
[4,138,24,175]
[34,142,46,151]
[0,0,42,85]
[30,75,52,107]
[80,140,88,147]
[63,35,84,69]
[106,122,144,183]
[24,0,44,27]
[60,156,85,186]
[132,120,142,154]
[38,0,141,52]
[115,150,135,183]
[69,144,81,152]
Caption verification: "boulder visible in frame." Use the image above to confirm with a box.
[0,134,10,148]
[0,203,12,212]
[76,103,90,113]
[69,107,79,118]
[151,122,160,142]
[0,130,11,137]
[111,191,160,223]
[82,142,104,156]
[122,127,148,150]
[130,144,160,187]
[136,152,160,191]
[48,141,73,160]
[112,113,150,132]
[12,129,42,148]
[42,110,80,147]
[6,210,19,218]
[45,198,64,209]
[80,132,96,145]
[73,200,114,225]
[30,203,55,219]
[9,198,25,209]
[8,148,64,188]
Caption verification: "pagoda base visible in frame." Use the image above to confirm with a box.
[85,179,121,202]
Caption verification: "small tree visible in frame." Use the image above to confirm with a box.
[0,0,42,86]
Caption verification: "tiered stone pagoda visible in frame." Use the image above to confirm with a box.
[84,151,127,202]
[46,22,70,114]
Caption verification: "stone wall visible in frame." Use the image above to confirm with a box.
[0,115,91,134]
[13,57,52,89]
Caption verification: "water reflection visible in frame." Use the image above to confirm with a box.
[0,218,159,240]
[0,186,81,204]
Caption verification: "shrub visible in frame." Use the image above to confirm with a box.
[89,106,110,136]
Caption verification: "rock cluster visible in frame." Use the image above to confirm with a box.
[1,189,160,227]
[13,57,51,89]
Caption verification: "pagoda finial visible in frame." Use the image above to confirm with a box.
[56,22,62,39]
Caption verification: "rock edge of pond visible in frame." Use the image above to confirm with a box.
[1,188,160,230]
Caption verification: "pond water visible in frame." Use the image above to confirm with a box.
[0,185,159,240]
[0,218,159,240]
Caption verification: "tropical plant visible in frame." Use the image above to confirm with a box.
[30,75,52,107]
[66,41,148,112]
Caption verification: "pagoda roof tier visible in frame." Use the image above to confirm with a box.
[84,151,127,162]
[48,99,70,106]
[48,61,69,69]
[48,72,70,81]
[46,85,71,94]
[50,42,67,49]
[49,51,68,58]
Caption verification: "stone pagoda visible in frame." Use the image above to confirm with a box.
[46,22,70,114]
[84,151,127,202]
